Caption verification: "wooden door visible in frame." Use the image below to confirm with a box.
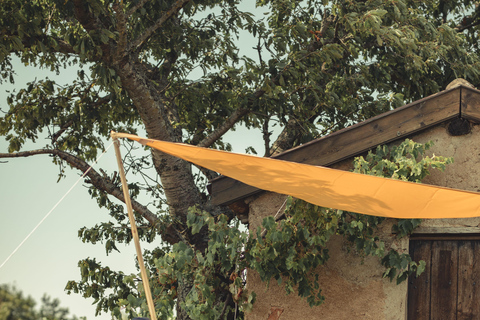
[408,238,480,320]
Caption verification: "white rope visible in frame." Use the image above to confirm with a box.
[273,197,289,221]
[0,142,114,270]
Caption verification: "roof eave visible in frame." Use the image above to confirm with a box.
[209,85,480,207]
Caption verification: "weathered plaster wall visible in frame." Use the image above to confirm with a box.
[408,123,480,233]
[244,122,480,320]
[245,193,408,320]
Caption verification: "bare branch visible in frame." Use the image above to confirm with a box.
[254,36,265,68]
[128,0,191,53]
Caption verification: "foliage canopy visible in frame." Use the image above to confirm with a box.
[0,0,477,318]
[0,284,83,320]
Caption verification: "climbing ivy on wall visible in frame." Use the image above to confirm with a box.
[107,139,453,319]
[246,139,453,307]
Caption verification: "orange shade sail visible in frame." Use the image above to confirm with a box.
[111,132,480,219]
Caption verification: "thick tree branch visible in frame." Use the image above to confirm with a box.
[455,3,480,32]
[72,0,111,59]
[195,165,219,181]
[127,0,149,17]
[455,19,480,32]
[269,118,304,156]
[73,0,101,32]
[128,0,191,53]
[2,32,76,56]
[113,1,128,59]
[197,108,249,148]
[218,294,232,320]
[0,149,177,239]
[51,37,77,55]
[262,117,271,157]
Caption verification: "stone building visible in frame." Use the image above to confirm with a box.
[209,81,480,319]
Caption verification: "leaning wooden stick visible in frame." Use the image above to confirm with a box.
[111,131,157,320]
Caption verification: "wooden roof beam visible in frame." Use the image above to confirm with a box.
[209,85,480,207]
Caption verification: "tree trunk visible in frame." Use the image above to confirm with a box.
[113,57,202,219]
[113,57,208,320]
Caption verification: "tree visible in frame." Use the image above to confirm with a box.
[0,285,36,320]
[0,285,82,320]
[0,0,478,318]
[38,295,72,320]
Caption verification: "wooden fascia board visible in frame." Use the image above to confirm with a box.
[210,86,469,207]
[461,86,480,122]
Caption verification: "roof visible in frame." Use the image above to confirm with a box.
[209,85,480,210]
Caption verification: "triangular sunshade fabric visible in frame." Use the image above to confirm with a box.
[112,132,480,219]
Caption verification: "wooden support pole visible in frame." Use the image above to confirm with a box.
[111,131,157,320]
